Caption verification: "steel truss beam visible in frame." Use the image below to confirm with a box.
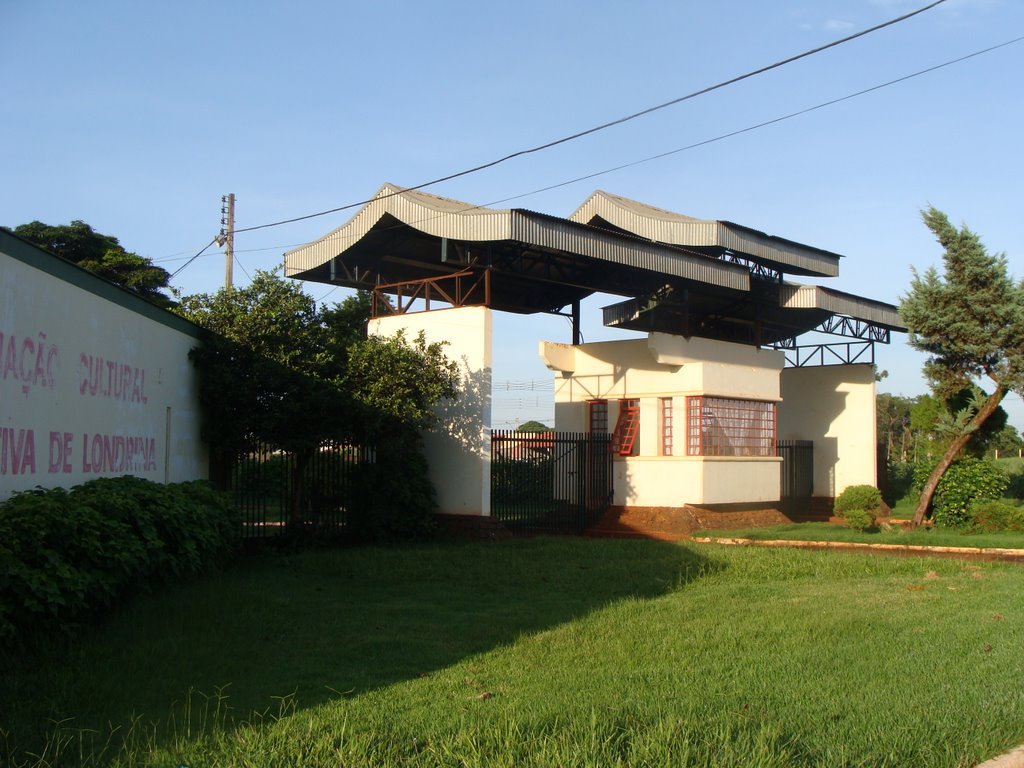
[370,269,491,317]
[721,250,781,282]
[781,341,875,368]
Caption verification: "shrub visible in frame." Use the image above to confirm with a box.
[834,485,882,531]
[968,500,1024,533]
[841,508,876,531]
[932,458,1007,528]
[0,478,238,646]
[834,485,883,516]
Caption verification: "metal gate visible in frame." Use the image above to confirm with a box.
[225,440,372,539]
[490,430,613,534]
[778,439,813,511]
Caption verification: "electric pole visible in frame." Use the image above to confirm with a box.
[219,193,235,289]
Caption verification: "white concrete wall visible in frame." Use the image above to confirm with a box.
[542,334,784,506]
[370,306,492,516]
[1,235,206,500]
[779,363,878,497]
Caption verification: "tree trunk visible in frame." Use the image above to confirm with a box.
[911,385,1008,526]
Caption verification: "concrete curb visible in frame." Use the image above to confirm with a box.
[687,536,1024,563]
[975,744,1024,768]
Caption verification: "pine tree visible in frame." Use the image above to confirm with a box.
[900,207,1024,526]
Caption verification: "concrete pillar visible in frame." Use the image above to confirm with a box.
[369,306,492,516]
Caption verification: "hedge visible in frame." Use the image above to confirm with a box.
[0,477,238,646]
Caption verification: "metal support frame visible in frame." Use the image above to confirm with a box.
[370,269,491,317]
[721,250,782,282]
[771,314,891,351]
[781,341,875,368]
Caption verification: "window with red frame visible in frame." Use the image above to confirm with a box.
[611,398,640,456]
[588,400,608,433]
[686,396,775,457]
[660,397,673,456]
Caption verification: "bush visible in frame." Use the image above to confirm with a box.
[834,485,883,516]
[0,477,238,646]
[968,500,1024,533]
[931,458,1008,528]
[834,485,882,531]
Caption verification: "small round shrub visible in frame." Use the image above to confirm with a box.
[834,485,883,516]
[968,500,1024,533]
[842,508,876,532]
[834,485,882,531]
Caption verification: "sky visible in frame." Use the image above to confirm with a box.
[3,0,1022,431]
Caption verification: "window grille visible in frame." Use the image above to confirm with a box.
[611,398,640,456]
[588,400,608,433]
[660,397,673,456]
[686,396,776,457]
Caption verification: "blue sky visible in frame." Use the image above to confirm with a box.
[3,0,1022,430]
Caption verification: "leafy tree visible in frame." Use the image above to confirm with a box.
[345,330,459,540]
[900,207,1024,526]
[876,393,913,463]
[177,274,458,537]
[176,272,353,522]
[8,220,173,306]
[989,424,1023,458]
[516,420,551,433]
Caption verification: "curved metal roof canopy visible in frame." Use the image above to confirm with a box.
[285,184,904,347]
[285,183,749,316]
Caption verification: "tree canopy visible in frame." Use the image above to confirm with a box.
[9,220,173,306]
[176,273,459,536]
[900,207,1024,525]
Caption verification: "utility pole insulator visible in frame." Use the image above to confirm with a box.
[220,193,236,289]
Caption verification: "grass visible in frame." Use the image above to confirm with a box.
[3,538,1024,767]
[700,521,1024,550]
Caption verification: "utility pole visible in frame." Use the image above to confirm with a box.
[218,193,235,289]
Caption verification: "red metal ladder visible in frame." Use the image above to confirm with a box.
[611,402,640,455]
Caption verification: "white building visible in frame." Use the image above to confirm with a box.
[285,184,902,527]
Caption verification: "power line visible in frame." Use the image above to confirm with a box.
[170,238,218,279]
[231,0,946,237]
[172,32,1022,289]
[274,34,1024,269]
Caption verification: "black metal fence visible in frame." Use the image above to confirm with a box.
[491,430,614,534]
[226,441,374,539]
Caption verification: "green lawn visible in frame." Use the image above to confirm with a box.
[700,521,1024,550]
[4,538,1024,767]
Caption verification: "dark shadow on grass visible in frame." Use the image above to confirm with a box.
[1,537,717,760]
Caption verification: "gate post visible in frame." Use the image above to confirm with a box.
[369,306,493,516]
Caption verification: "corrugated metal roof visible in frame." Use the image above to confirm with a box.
[512,211,748,291]
[780,283,905,329]
[569,190,841,278]
[285,184,749,292]
[285,183,512,276]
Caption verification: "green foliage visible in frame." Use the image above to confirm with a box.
[9,220,173,306]
[901,207,1024,399]
[885,462,915,506]
[834,485,882,530]
[178,274,459,540]
[834,485,883,516]
[968,500,1024,533]
[922,457,1009,528]
[840,508,875,531]
[0,478,237,646]
[516,420,551,433]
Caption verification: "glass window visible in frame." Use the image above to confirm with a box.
[686,396,776,457]
[588,400,608,433]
